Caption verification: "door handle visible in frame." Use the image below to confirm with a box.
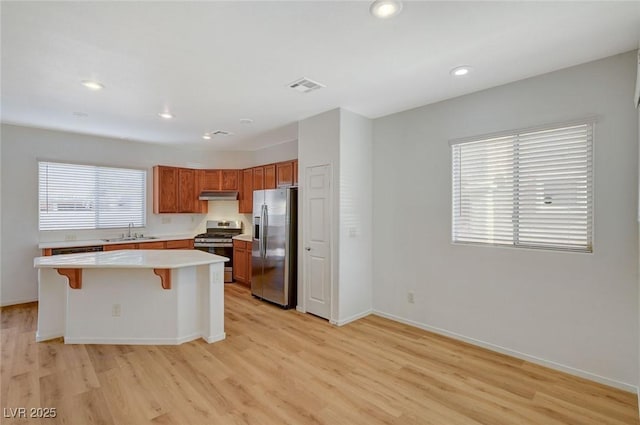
[305,247,311,251]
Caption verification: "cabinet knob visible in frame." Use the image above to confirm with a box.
[305,247,311,251]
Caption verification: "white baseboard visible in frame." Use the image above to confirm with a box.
[36,331,63,342]
[296,306,306,313]
[1,297,37,307]
[204,332,226,343]
[335,309,372,326]
[373,310,638,393]
[64,333,216,345]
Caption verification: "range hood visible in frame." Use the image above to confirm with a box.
[198,191,239,201]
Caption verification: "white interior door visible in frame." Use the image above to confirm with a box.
[304,164,331,320]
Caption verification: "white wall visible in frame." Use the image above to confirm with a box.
[250,139,298,167]
[297,109,341,319]
[297,108,373,324]
[338,109,373,324]
[372,51,639,390]
[0,124,253,306]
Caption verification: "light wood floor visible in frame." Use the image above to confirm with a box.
[1,284,638,425]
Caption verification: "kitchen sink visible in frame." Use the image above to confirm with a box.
[102,236,159,242]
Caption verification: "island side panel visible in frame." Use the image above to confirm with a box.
[65,268,179,344]
[203,262,225,343]
[174,266,204,343]
[36,268,67,341]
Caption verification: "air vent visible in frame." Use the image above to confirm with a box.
[212,130,233,136]
[288,77,325,93]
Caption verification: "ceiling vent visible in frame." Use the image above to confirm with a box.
[212,130,233,136]
[288,77,325,93]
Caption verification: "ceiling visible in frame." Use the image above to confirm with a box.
[2,1,639,151]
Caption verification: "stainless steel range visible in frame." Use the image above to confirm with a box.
[194,220,242,283]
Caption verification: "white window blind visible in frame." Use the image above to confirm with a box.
[39,161,146,230]
[451,122,593,253]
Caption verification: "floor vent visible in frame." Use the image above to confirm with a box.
[288,77,325,93]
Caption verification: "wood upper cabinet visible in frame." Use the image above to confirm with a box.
[293,160,298,185]
[221,170,239,190]
[264,164,276,189]
[200,170,221,191]
[154,166,203,214]
[276,161,294,187]
[199,169,239,191]
[239,168,253,214]
[178,168,197,213]
[154,166,179,213]
[253,167,264,190]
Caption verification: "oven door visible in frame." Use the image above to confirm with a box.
[194,245,233,283]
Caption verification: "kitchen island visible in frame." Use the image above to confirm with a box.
[33,250,228,345]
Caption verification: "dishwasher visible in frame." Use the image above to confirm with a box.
[50,245,103,255]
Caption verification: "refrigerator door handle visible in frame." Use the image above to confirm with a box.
[262,204,268,258]
[260,204,266,258]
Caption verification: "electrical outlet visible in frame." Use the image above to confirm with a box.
[112,304,121,317]
[162,216,171,224]
[64,234,77,241]
[407,291,415,304]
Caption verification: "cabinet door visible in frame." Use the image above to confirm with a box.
[293,160,298,185]
[194,170,208,214]
[276,161,294,187]
[253,167,264,190]
[264,164,276,189]
[240,168,253,214]
[201,170,221,190]
[138,241,166,249]
[153,166,178,213]
[178,168,197,213]
[233,241,245,283]
[166,239,193,249]
[221,170,239,190]
[246,246,252,284]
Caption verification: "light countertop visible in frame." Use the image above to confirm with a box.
[34,249,228,269]
[232,234,252,242]
[39,234,195,249]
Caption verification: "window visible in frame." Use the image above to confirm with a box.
[451,121,593,253]
[39,161,146,230]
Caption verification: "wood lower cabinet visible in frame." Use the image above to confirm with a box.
[138,241,165,249]
[166,239,194,249]
[233,240,251,285]
[104,243,137,251]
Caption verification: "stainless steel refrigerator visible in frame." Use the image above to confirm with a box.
[252,187,297,308]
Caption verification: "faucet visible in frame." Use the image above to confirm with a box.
[127,222,133,238]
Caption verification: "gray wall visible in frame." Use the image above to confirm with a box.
[372,51,639,390]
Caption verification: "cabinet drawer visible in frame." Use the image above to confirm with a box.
[104,243,137,251]
[166,239,193,249]
[138,241,166,249]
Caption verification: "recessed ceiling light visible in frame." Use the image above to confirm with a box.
[81,80,104,90]
[158,112,174,119]
[202,133,211,140]
[239,118,253,125]
[451,66,472,77]
[369,0,403,19]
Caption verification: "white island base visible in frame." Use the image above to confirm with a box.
[34,250,228,345]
